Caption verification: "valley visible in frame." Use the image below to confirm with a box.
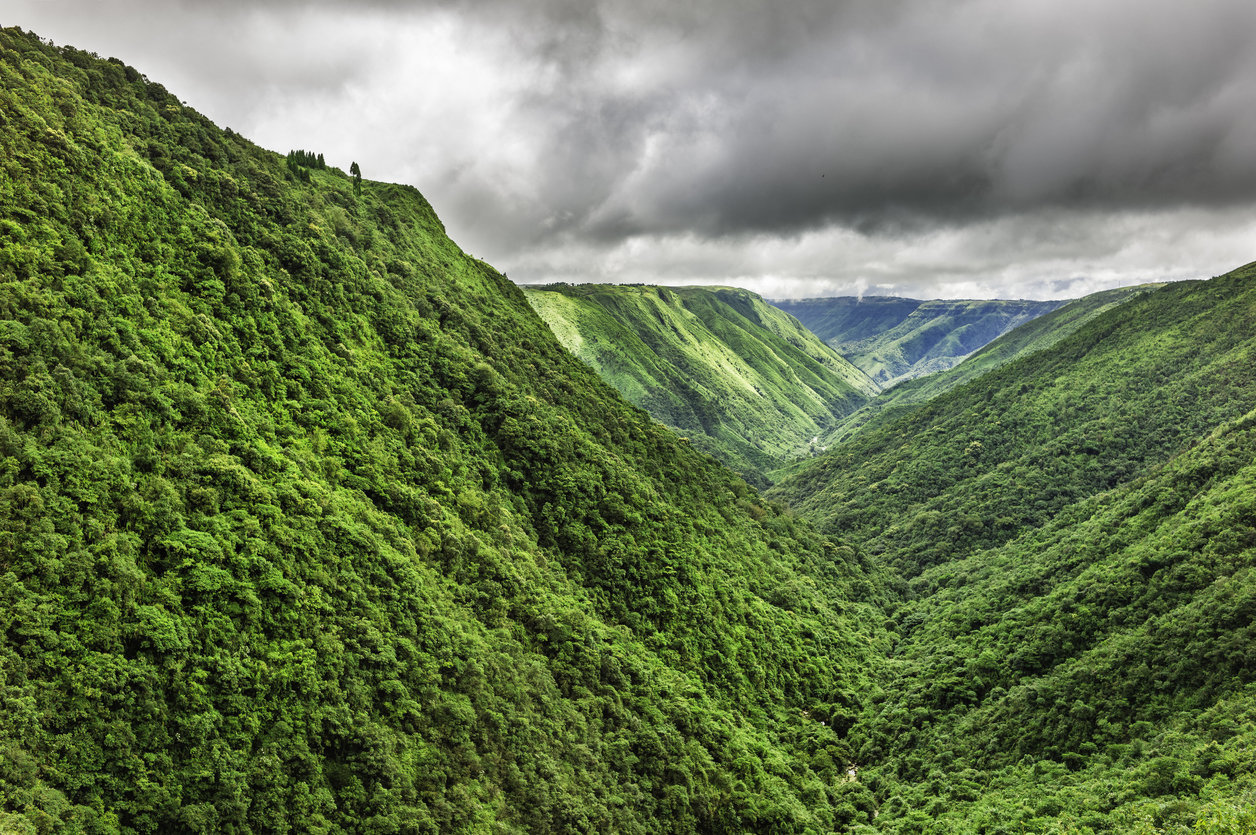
[523,283,877,484]
[2,25,1254,834]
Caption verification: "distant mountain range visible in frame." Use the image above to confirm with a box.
[771,296,1067,386]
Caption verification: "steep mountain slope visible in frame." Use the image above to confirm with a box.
[859,404,1256,831]
[0,29,880,833]
[771,264,1256,829]
[524,283,877,483]
[821,284,1158,445]
[773,296,1066,386]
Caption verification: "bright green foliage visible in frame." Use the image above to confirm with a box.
[850,405,1256,830]
[524,283,878,484]
[772,264,1256,830]
[0,28,880,833]
[773,296,1066,386]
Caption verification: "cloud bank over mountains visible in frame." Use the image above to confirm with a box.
[11,0,1256,298]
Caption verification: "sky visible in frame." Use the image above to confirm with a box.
[9,0,1256,299]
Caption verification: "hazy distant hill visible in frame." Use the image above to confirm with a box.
[819,284,1158,445]
[773,296,1066,386]
[524,283,878,483]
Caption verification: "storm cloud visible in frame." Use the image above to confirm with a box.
[9,0,1256,297]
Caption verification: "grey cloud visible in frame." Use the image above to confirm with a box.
[554,0,1256,239]
[389,0,1256,250]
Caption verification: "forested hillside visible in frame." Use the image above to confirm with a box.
[854,404,1256,831]
[773,296,1065,386]
[772,266,1256,578]
[524,283,877,483]
[6,22,1256,835]
[0,28,881,833]
[772,265,1256,829]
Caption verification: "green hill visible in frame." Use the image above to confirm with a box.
[771,266,1256,578]
[0,28,880,833]
[773,296,1066,386]
[856,403,1256,831]
[770,264,1256,828]
[524,283,878,483]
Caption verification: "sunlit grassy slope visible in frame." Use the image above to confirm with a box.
[525,283,878,483]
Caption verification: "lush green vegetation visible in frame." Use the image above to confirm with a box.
[773,297,1065,386]
[773,266,1256,578]
[821,285,1157,445]
[851,404,1256,831]
[772,264,1256,830]
[524,283,877,484]
[0,28,883,833]
[4,22,1255,834]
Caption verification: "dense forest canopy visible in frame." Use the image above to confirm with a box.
[771,264,1256,831]
[0,27,881,833]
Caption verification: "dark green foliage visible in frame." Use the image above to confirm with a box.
[285,149,326,182]
[524,283,878,485]
[0,28,879,833]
